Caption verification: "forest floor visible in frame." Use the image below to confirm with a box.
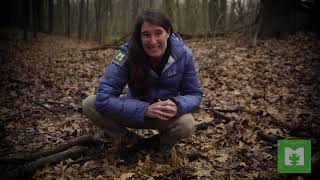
[0,31,319,179]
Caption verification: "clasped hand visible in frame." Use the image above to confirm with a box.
[145,99,177,121]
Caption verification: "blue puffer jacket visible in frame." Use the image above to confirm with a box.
[95,33,202,122]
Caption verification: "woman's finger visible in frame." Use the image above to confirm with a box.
[164,100,176,106]
[157,110,175,120]
[161,110,176,119]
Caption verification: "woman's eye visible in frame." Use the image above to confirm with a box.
[142,33,150,38]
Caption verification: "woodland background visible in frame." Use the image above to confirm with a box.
[0,0,319,179]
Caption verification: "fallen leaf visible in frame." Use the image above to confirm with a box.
[215,153,229,163]
[119,173,135,180]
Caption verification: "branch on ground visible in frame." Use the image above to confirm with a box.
[0,146,89,180]
[0,136,110,179]
[257,130,281,143]
[0,135,109,164]
[198,107,244,130]
[82,31,231,51]
[83,33,131,51]
[26,97,63,121]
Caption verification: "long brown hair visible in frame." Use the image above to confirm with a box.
[128,10,173,98]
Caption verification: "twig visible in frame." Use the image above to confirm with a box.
[202,107,287,144]
[0,135,110,164]
[265,114,292,130]
[195,107,242,131]
[8,77,32,86]
[86,45,119,50]
[0,146,90,180]
[26,97,62,121]
[214,107,245,113]
[202,107,245,113]
[186,152,210,161]
[6,108,30,119]
[195,122,213,131]
[180,32,229,40]
[83,33,131,51]
[42,100,78,107]
[257,130,281,143]
[213,110,236,123]
[124,134,161,153]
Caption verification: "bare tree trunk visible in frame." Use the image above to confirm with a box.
[259,0,294,38]
[185,0,198,34]
[78,0,85,39]
[163,0,177,32]
[227,0,236,31]
[202,0,209,35]
[103,0,112,43]
[32,0,40,38]
[48,0,53,34]
[23,0,32,41]
[220,0,227,30]
[65,0,71,37]
[176,0,181,32]
[23,2,28,41]
[38,0,45,32]
[131,0,139,20]
[95,0,101,43]
[209,0,218,31]
[312,0,320,33]
[10,0,17,27]
[86,0,90,39]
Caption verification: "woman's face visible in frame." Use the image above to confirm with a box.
[140,21,170,62]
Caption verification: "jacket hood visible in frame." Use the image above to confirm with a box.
[169,32,188,60]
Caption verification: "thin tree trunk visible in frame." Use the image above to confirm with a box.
[259,0,293,38]
[78,0,85,39]
[313,0,320,33]
[23,0,31,41]
[95,0,101,43]
[32,0,40,38]
[48,0,53,34]
[65,0,71,37]
[220,0,227,30]
[176,0,181,32]
[10,0,17,27]
[38,0,44,32]
[101,0,111,43]
[86,0,90,39]
[209,0,218,31]
[163,0,177,32]
[228,0,236,31]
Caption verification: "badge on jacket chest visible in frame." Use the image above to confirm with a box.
[167,69,177,77]
[112,51,125,65]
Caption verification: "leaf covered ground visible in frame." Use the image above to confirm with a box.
[0,31,319,179]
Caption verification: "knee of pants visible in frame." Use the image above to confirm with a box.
[82,95,96,117]
[171,113,196,138]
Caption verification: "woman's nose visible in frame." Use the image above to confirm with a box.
[149,35,157,44]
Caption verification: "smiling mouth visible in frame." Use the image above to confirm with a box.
[148,45,160,50]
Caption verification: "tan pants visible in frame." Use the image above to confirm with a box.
[82,95,196,146]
